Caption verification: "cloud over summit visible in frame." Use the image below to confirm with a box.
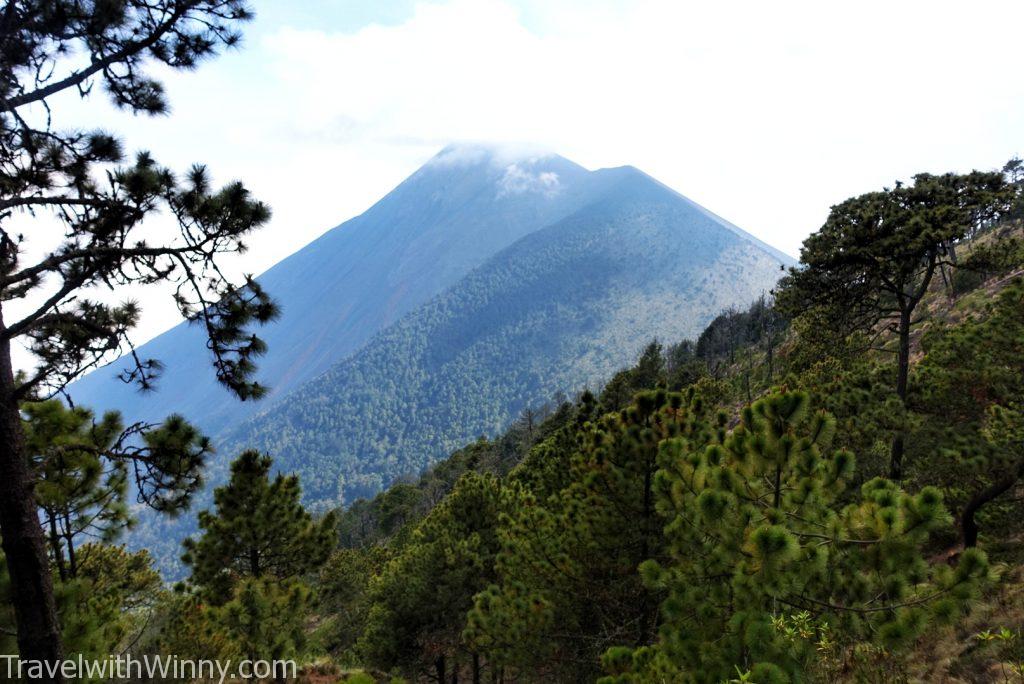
[496,163,560,198]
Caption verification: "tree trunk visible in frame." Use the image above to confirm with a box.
[773,462,783,509]
[640,455,652,563]
[635,452,656,645]
[63,511,76,578]
[47,514,66,583]
[435,654,446,684]
[472,652,481,684]
[889,308,912,481]
[961,459,1024,548]
[0,330,64,681]
[249,546,261,577]
[938,262,953,300]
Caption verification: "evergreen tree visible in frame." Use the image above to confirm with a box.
[359,472,506,682]
[776,171,1015,480]
[24,400,210,581]
[791,357,906,483]
[182,450,336,600]
[214,578,309,684]
[466,388,720,680]
[599,341,667,412]
[62,544,162,661]
[0,1,275,670]
[912,279,1024,547]
[664,340,705,390]
[24,401,130,582]
[1,544,161,665]
[601,390,989,683]
[505,390,597,501]
[131,591,234,675]
[318,546,388,659]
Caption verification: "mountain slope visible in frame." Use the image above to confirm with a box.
[67,146,605,434]
[219,166,791,504]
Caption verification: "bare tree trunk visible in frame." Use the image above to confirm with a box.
[0,328,64,681]
[47,514,67,583]
[62,511,76,578]
[249,546,261,577]
[472,653,481,684]
[773,462,783,510]
[961,459,1024,548]
[889,308,912,481]
[938,259,954,300]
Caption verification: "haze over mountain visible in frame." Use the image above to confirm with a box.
[221,164,791,504]
[68,145,793,572]
[68,145,616,434]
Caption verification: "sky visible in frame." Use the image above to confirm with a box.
[10,0,1024,368]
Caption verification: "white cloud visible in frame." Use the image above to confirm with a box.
[426,141,556,168]
[258,0,1024,257]
[496,163,561,198]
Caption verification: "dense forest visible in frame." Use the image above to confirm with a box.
[3,3,1024,683]
[5,166,1024,682]
[219,176,787,506]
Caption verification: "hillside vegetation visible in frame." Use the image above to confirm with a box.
[25,165,1011,683]
[5,161,1024,683]
[6,6,1024,684]
[223,167,788,504]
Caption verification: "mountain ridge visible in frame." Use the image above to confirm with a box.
[67,145,617,433]
[81,145,796,575]
[216,163,792,503]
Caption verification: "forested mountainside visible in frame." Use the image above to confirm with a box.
[65,145,615,435]
[7,5,1024,684]
[218,165,791,504]
[119,160,792,576]
[8,160,1024,683]
[118,180,1024,683]
[297,204,1024,683]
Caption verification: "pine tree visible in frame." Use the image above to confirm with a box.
[0,2,275,671]
[131,591,234,673]
[3,399,205,665]
[62,544,161,660]
[466,388,720,679]
[182,450,336,600]
[214,578,310,684]
[24,401,130,582]
[599,342,667,412]
[792,357,906,482]
[318,546,388,658]
[913,279,1024,547]
[359,472,506,682]
[776,171,1016,480]
[1,543,161,663]
[23,400,210,582]
[601,390,989,683]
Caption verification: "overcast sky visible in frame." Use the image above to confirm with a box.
[12,0,1024,368]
